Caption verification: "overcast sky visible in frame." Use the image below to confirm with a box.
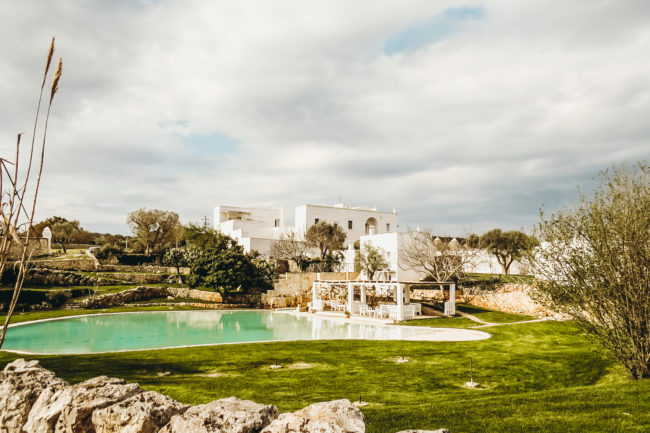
[1,0,648,235]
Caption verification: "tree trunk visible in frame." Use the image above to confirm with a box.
[60,242,67,253]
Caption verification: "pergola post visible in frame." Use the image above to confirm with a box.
[396,283,404,321]
[360,285,366,304]
[312,281,318,304]
[347,282,354,313]
[444,282,457,316]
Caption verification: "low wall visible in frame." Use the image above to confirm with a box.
[31,258,98,271]
[78,286,259,309]
[265,272,360,308]
[167,287,222,302]
[273,272,360,295]
[461,283,559,318]
[99,264,189,274]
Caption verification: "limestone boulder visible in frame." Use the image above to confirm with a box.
[0,359,68,433]
[160,397,278,433]
[260,399,365,433]
[92,391,189,433]
[24,375,143,433]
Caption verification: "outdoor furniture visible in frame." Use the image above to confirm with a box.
[308,299,325,312]
[359,304,370,316]
[331,301,346,311]
[411,303,422,315]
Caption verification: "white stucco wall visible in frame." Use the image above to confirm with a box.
[295,204,398,247]
[361,232,529,281]
[360,232,423,281]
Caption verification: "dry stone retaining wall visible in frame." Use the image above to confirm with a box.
[461,283,559,318]
[264,272,360,308]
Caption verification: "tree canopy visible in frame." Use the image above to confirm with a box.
[480,229,538,275]
[532,163,650,379]
[305,221,346,259]
[50,220,81,253]
[126,208,181,255]
[184,225,272,300]
[356,243,388,280]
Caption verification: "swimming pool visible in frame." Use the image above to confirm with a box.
[2,310,490,354]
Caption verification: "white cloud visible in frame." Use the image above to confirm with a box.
[0,0,648,235]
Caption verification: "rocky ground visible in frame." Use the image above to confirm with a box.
[0,358,447,433]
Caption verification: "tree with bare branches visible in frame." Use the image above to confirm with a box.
[269,231,309,270]
[0,38,62,349]
[532,163,650,379]
[399,231,478,283]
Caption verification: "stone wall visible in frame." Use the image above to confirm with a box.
[461,283,559,318]
[77,286,261,309]
[167,287,222,302]
[23,268,107,287]
[31,258,98,271]
[264,272,360,308]
[273,272,360,295]
[78,286,170,309]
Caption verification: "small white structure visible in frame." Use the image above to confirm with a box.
[214,203,398,255]
[213,205,291,254]
[310,279,457,320]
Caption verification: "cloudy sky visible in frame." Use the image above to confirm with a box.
[1,0,648,235]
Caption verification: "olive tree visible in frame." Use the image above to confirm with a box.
[480,228,539,275]
[305,221,346,259]
[356,243,388,280]
[126,208,181,255]
[532,163,650,379]
[51,219,81,253]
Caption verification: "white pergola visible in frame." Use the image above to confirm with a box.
[311,280,457,320]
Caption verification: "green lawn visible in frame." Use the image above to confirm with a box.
[0,312,647,432]
[466,273,536,284]
[400,316,479,328]
[456,303,534,323]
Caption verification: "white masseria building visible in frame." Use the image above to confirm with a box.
[214,203,398,255]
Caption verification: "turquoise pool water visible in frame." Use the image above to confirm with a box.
[2,311,489,354]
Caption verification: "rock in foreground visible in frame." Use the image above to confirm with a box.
[24,375,143,433]
[0,359,68,433]
[261,399,365,433]
[160,397,278,433]
[92,391,190,433]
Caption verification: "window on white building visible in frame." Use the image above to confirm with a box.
[386,223,390,231]
[315,218,320,224]
[348,220,353,229]
[274,219,280,227]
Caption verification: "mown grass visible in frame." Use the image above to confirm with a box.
[456,303,534,323]
[0,314,647,432]
[466,272,536,285]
